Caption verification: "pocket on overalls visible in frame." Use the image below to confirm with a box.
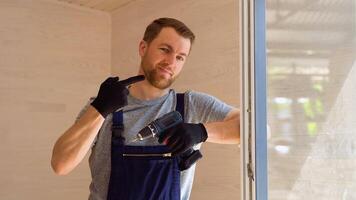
[108,146,180,200]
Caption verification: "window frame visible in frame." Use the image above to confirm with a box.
[240,0,268,199]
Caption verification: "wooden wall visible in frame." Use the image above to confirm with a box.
[0,0,110,199]
[0,0,240,199]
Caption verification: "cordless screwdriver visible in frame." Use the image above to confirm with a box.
[130,111,183,142]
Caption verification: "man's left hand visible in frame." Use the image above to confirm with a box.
[158,123,208,156]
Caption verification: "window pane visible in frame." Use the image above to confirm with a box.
[266,0,356,199]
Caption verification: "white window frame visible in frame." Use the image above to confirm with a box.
[240,0,268,199]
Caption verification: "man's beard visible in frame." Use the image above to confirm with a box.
[141,62,176,89]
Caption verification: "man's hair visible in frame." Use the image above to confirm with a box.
[143,18,195,45]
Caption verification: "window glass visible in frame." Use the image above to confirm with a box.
[267,0,356,199]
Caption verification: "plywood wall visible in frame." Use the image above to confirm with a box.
[111,0,241,199]
[0,0,110,199]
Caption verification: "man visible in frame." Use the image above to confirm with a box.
[51,18,240,200]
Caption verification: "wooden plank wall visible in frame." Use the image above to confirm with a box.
[0,0,241,199]
[0,0,110,199]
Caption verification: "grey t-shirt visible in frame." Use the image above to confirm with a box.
[78,89,233,200]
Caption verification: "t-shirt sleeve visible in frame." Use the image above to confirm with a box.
[184,90,235,123]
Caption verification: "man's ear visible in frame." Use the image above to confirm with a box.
[139,40,148,57]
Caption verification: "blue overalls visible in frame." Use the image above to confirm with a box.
[107,93,186,200]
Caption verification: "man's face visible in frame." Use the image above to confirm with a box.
[139,27,191,89]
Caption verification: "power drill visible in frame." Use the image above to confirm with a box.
[131,111,203,170]
[131,111,182,142]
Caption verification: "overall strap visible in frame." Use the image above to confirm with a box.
[176,93,185,121]
[176,92,202,171]
[112,111,124,139]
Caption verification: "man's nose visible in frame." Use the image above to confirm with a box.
[165,54,176,66]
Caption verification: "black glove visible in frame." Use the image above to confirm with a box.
[91,75,145,117]
[158,123,208,156]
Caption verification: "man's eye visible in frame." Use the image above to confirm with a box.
[160,48,169,53]
[177,56,185,62]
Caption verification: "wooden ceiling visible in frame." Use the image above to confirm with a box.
[57,0,134,12]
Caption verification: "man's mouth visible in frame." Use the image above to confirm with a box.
[158,67,173,77]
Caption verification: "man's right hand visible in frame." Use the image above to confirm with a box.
[91,75,145,117]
